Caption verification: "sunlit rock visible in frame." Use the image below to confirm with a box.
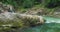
[0,12,45,27]
[17,14,46,26]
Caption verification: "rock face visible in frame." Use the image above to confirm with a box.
[0,2,46,27]
[0,12,45,27]
[17,14,45,25]
[0,12,16,21]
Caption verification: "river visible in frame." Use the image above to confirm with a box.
[21,16,60,32]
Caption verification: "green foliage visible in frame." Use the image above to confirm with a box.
[22,0,35,8]
[0,0,60,16]
[0,0,41,8]
[45,0,60,8]
[0,0,60,9]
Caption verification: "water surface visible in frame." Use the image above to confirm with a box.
[22,16,60,32]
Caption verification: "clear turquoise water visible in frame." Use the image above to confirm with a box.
[22,16,60,32]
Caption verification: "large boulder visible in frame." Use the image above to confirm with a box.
[0,12,45,27]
